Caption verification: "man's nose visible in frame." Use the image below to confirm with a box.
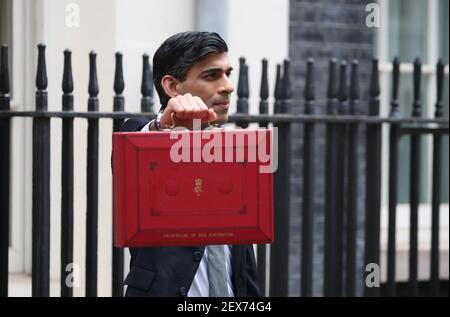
[219,75,234,95]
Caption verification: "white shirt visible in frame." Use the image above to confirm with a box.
[141,121,234,297]
[140,121,151,132]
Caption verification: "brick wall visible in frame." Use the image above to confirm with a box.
[287,0,375,296]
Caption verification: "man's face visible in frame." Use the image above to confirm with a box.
[176,52,234,125]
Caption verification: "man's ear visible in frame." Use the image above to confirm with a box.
[161,75,182,98]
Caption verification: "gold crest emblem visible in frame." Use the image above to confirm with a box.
[194,178,203,197]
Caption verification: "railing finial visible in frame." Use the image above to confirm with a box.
[349,60,359,101]
[62,49,74,94]
[260,58,269,100]
[237,57,249,99]
[327,58,337,100]
[281,59,292,100]
[141,53,154,113]
[435,58,444,118]
[369,58,380,98]
[36,44,48,91]
[389,57,400,117]
[0,44,10,95]
[274,64,282,101]
[141,54,153,98]
[88,51,99,97]
[114,52,124,95]
[338,60,347,102]
[304,58,315,102]
[412,57,422,117]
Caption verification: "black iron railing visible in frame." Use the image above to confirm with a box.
[0,44,448,297]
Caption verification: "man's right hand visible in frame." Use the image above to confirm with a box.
[159,93,217,129]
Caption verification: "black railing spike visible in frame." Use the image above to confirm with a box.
[327,58,338,100]
[338,61,347,102]
[238,56,246,87]
[282,59,292,100]
[435,59,444,118]
[88,51,99,97]
[413,57,421,102]
[259,58,269,127]
[412,57,421,117]
[390,57,400,117]
[60,47,74,297]
[236,57,249,126]
[62,49,74,94]
[114,52,124,94]
[239,57,246,67]
[244,64,249,98]
[237,58,249,98]
[369,58,380,98]
[0,42,9,297]
[304,58,315,101]
[260,59,269,100]
[392,57,400,100]
[237,60,244,96]
[36,44,48,91]
[149,61,153,98]
[0,45,10,95]
[413,57,422,100]
[141,54,153,98]
[32,43,50,296]
[274,64,282,100]
[112,51,125,296]
[350,60,359,101]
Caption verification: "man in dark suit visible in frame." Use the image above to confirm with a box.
[121,31,260,297]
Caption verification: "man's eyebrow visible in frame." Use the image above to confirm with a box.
[200,67,234,75]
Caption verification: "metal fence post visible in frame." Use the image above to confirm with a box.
[32,44,51,297]
[61,49,74,297]
[112,52,124,297]
[301,58,315,297]
[270,60,291,297]
[430,59,445,296]
[408,58,422,297]
[324,58,339,296]
[335,61,349,297]
[387,58,400,297]
[365,58,382,297]
[0,44,11,297]
[325,60,348,297]
[346,60,360,297]
[86,51,99,297]
[257,58,269,296]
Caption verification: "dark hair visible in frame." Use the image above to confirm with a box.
[153,31,228,111]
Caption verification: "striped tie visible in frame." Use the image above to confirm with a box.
[207,245,230,297]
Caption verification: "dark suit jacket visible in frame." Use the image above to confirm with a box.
[120,117,260,297]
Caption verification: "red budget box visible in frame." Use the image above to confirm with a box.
[112,128,274,247]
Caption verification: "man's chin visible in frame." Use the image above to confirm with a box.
[214,113,228,125]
